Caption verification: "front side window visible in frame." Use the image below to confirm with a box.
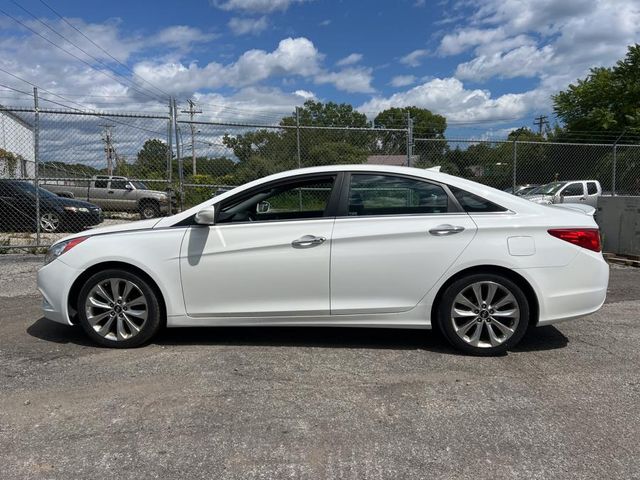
[562,183,584,196]
[347,174,449,216]
[218,176,336,224]
[587,182,598,195]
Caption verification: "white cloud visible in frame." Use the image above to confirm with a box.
[315,67,375,93]
[294,89,316,99]
[359,77,545,123]
[336,53,363,67]
[228,16,268,35]
[399,49,429,67]
[211,0,307,13]
[318,19,331,27]
[152,25,217,49]
[390,75,416,87]
[439,0,640,86]
[455,44,554,81]
[133,37,323,95]
[193,86,310,123]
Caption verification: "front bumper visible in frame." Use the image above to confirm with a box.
[63,211,103,228]
[37,259,81,325]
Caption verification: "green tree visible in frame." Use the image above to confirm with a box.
[374,106,447,155]
[136,139,170,176]
[553,44,640,133]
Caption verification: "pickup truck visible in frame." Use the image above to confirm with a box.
[42,176,174,219]
[522,180,602,207]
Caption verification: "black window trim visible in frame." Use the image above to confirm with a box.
[335,171,464,218]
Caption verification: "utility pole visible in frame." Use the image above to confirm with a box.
[99,124,116,175]
[533,115,549,136]
[181,99,201,175]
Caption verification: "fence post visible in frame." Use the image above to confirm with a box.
[296,106,301,169]
[512,139,517,192]
[612,129,625,196]
[612,144,617,196]
[33,87,41,246]
[406,113,413,167]
[167,98,174,210]
[172,98,184,212]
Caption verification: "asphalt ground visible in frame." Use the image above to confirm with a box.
[1,255,639,479]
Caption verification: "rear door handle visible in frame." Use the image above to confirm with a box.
[429,224,465,236]
[292,235,326,248]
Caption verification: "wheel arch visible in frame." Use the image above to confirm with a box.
[67,261,167,326]
[430,265,539,329]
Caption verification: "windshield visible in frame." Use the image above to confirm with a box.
[532,182,564,195]
[11,181,58,198]
[130,181,147,189]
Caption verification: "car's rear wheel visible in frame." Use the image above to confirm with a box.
[437,273,529,356]
[77,269,162,348]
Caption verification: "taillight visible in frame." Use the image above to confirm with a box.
[548,228,601,252]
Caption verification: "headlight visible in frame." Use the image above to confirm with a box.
[63,206,89,213]
[44,236,89,265]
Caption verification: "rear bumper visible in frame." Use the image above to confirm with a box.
[516,249,609,326]
[37,259,79,325]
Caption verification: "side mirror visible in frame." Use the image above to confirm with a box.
[125,184,133,190]
[257,201,271,213]
[194,206,216,225]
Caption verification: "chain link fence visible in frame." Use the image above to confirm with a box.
[1,102,639,250]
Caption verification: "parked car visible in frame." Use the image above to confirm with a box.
[43,175,174,219]
[503,184,540,196]
[524,180,601,207]
[38,165,608,355]
[0,180,103,233]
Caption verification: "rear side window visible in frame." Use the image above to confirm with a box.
[449,186,507,213]
[347,174,449,216]
[94,180,108,188]
[587,182,598,195]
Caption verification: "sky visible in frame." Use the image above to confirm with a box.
[1,0,639,140]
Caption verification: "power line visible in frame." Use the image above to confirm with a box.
[0,6,164,102]
[36,0,172,100]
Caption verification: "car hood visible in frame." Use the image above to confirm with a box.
[84,218,161,236]
[43,196,100,209]
[523,194,553,203]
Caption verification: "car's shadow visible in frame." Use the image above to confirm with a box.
[27,318,568,354]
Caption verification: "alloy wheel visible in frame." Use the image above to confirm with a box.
[84,278,149,341]
[40,213,60,232]
[450,281,520,348]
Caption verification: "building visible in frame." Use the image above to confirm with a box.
[0,106,35,178]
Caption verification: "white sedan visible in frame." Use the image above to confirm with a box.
[37,165,609,355]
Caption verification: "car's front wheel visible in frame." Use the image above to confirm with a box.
[437,273,530,356]
[77,269,162,348]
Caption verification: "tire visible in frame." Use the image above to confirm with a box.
[40,212,61,233]
[437,273,530,356]
[139,201,160,220]
[77,269,162,348]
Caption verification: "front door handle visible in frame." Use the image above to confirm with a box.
[292,235,326,248]
[429,224,465,236]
